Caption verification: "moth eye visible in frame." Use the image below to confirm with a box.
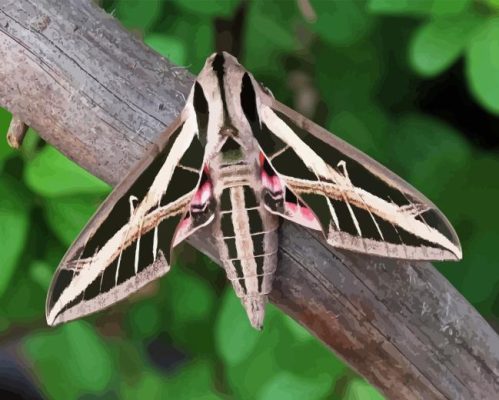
[240,73,258,124]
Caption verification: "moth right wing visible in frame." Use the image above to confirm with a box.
[46,109,215,326]
[238,71,461,261]
[261,100,461,261]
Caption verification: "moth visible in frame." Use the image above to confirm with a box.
[45,52,462,330]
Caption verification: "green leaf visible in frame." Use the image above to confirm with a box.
[25,146,109,197]
[226,345,281,398]
[466,17,499,115]
[224,303,345,398]
[144,34,187,66]
[121,360,221,400]
[310,0,372,46]
[162,14,214,72]
[369,0,434,15]
[281,314,313,341]
[190,20,215,71]
[0,315,9,333]
[121,371,168,400]
[344,378,385,400]
[165,360,221,400]
[431,0,471,16]
[29,260,53,290]
[438,154,499,314]
[115,0,162,32]
[316,40,382,110]
[23,322,114,400]
[44,194,102,246]
[258,371,333,400]
[390,114,471,199]
[0,176,31,297]
[19,128,41,161]
[459,228,499,306]
[271,306,346,381]
[328,106,392,164]
[1,270,45,322]
[172,0,240,17]
[128,301,162,339]
[369,0,470,15]
[244,0,298,72]
[457,155,499,234]
[485,0,499,11]
[163,266,216,352]
[215,288,260,365]
[167,267,216,324]
[410,14,480,77]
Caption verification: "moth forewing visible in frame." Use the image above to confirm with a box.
[254,83,461,261]
[45,105,214,326]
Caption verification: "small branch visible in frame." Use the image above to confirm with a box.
[1,1,498,399]
[6,115,28,148]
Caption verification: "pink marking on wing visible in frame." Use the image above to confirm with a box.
[262,172,282,193]
[259,152,265,166]
[192,181,212,207]
[285,201,297,214]
[261,165,283,194]
[284,201,322,230]
[261,170,272,189]
[300,204,317,222]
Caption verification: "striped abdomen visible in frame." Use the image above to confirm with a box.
[214,184,279,329]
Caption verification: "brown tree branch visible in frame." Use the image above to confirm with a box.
[1,1,498,399]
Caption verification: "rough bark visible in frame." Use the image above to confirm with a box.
[1,1,498,399]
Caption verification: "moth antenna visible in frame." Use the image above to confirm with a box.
[337,160,352,184]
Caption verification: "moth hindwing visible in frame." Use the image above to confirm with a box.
[46,52,462,330]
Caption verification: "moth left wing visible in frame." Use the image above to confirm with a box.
[240,73,461,261]
[46,111,214,326]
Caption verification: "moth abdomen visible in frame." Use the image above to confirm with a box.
[211,172,279,328]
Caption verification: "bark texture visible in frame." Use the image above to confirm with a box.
[1,1,498,399]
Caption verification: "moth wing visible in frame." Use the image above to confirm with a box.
[240,73,461,261]
[46,114,215,326]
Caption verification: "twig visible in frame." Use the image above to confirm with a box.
[6,115,28,148]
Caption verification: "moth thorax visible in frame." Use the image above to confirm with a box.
[220,125,238,137]
[220,136,244,163]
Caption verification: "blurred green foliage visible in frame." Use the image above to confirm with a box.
[1,0,498,399]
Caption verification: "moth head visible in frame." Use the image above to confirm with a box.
[193,51,251,118]
[193,51,267,158]
[204,51,242,70]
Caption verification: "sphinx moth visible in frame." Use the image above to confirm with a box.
[45,52,462,330]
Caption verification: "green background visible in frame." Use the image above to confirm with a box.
[1,0,498,399]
